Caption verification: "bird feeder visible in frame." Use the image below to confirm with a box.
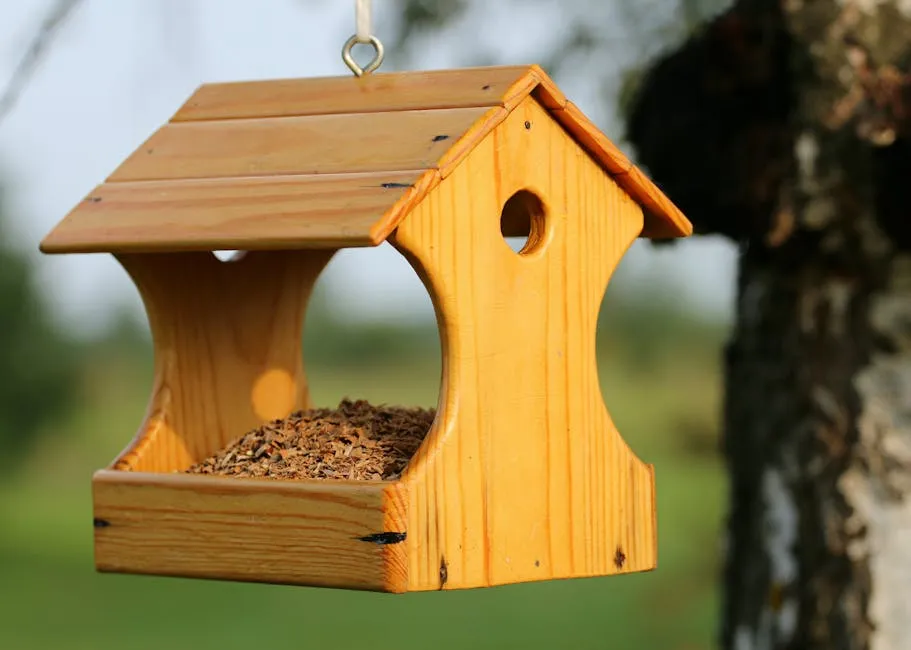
[39,64,692,593]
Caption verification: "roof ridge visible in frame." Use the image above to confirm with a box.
[40,65,690,255]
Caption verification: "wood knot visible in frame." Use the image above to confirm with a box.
[439,556,448,589]
[613,546,626,569]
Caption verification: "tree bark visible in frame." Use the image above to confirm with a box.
[627,1,911,648]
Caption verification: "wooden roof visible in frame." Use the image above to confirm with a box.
[40,65,691,254]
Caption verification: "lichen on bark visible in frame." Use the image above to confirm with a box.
[626,0,911,648]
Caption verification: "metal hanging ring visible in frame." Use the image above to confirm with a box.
[342,34,384,77]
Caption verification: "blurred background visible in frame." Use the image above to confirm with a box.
[1,1,734,648]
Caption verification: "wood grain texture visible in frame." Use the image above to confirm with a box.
[39,170,440,254]
[106,107,490,182]
[391,96,659,591]
[437,106,508,179]
[40,65,691,256]
[84,94,661,594]
[43,65,697,593]
[92,470,408,592]
[171,65,537,121]
[109,249,333,473]
[171,64,565,121]
[91,249,413,592]
[527,64,567,110]
[551,101,693,239]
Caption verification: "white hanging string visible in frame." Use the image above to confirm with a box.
[355,0,372,43]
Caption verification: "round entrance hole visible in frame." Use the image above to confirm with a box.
[500,189,548,255]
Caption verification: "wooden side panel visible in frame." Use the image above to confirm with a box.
[92,471,408,592]
[40,171,438,254]
[106,108,491,182]
[110,250,333,473]
[392,97,658,591]
[171,65,536,121]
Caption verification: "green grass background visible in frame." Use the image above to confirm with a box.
[0,295,727,650]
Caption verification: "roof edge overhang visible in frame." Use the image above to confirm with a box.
[523,65,692,240]
[39,64,691,256]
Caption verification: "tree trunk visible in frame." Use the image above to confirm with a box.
[627,1,911,648]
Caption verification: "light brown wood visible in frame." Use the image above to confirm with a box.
[39,170,440,254]
[551,101,693,239]
[92,470,408,592]
[109,249,333,472]
[37,64,691,593]
[553,101,634,176]
[106,107,490,182]
[92,248,413,591]
[40,66,691,256]
[626,164,694,239]
[171,64,566,122]
[527,64,567,110]
[390,96,658,591]
[172,65,537,121]
[437,106,508,179]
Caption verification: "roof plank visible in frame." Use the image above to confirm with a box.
[108,107,490,183]
[551,101,692,238]
[527,65,567,110]
[40,170,437,254]
[41,65,693,254]
[171,66,536,122]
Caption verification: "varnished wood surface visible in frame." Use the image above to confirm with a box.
[392,96,659,591]
[171,64,565,123]
[40,64,691,256]
[39,171,438,254]
[551,101,692,239]
[92,249,414,591]
[110,249,333,473]
[92,470,408,592]
[106,107,490,182]
[36,64,694,593]
[171,65,539,121]
[85,94,661,593]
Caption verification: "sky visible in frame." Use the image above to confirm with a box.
[0,0,737,336]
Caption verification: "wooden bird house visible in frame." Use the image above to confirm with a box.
[40,65,692,593]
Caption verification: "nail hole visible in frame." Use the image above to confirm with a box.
[524,121,532,130]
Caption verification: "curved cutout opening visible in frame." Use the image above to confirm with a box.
[212,249,247,263]
[500,189,548,255]
[173,245,443,483]
[595,240,659,464]
[595,241,722,464]
[294,243,442,481]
